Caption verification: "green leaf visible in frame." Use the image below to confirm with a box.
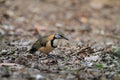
[95,64,103,69]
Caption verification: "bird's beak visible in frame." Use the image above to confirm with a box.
[62,36,69,40]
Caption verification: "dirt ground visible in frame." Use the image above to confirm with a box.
[0,0,120,80]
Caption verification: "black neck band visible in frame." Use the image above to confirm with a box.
[51,39,57,48]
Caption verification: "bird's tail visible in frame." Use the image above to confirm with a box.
[29,48,36,54]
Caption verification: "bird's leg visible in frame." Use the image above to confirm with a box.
[47,54,55,59]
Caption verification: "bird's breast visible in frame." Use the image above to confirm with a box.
[38,41,54,54]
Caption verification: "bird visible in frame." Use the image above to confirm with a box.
[29,33,68,54]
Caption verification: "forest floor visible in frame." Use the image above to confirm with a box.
[0,0,120,80]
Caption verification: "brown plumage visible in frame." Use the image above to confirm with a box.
[29,33,68,54]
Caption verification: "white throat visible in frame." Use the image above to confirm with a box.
[53,39,60,47]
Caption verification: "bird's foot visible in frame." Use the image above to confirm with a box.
[47,54,56,59]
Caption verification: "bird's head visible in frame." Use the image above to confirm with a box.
[48,33,68,48]
[54,33,68,40]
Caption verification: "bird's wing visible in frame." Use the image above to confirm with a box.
[29,36,48,53]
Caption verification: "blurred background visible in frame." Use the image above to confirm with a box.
[0,0,120,44]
